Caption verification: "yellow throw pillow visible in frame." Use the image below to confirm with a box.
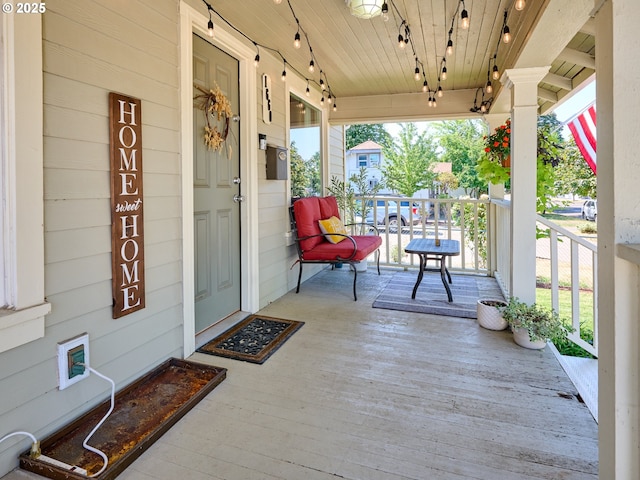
[318,216,348,244]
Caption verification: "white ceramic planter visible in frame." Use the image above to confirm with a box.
[512,327,547,350]
[354,261,368,272]
[476,299,508,330]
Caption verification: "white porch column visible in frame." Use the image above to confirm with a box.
[500,67,549,304]
[595,0,640,478]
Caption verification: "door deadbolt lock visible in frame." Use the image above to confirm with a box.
[233,194,245,203]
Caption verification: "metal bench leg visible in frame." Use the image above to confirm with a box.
[353,268,358,301]
[296,262,303,293]
[376,249,381,275]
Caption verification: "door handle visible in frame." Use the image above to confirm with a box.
[233,194,245,203]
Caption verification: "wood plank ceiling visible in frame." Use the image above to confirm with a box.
[209,0,595,117]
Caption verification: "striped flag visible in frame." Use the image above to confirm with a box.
[567,104,597,175]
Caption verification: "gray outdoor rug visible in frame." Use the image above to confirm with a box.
[373,271,504,318]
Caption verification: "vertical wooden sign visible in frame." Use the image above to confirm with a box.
[109,93,145,318]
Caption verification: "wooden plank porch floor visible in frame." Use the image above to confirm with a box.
[7,268,598,480]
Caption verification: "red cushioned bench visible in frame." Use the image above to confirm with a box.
[289,196,382,301]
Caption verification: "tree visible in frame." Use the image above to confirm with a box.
[554,137,597,199]
[432,120,486,197]
[380,123,438,197]
[289,142,307,198]
[536,114,565,213]
[345,124,393,150]
[436,171,460,197]
[307,151,321,196]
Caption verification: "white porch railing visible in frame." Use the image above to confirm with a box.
[357,196,490,273]
[492,199,598,358]
[536,215,598,358]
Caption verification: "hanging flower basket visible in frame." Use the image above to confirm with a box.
[484,119,510,162]
[476,119,511,184]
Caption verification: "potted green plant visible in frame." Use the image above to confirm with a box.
[476,299,508,330]
[499,297,573,349]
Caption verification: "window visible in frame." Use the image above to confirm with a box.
[358,154,368,167]
[369,153,380,166]
[0,13,50,353]
[289,94,322,198]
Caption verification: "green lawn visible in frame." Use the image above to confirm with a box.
[536,286,595,358]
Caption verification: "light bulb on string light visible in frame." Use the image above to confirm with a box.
[308,59,315,73]
[254,53,260,68]
[333,103,337,112]
[446,39,454,56]
[273,0,282,4]
[422,80,428,93]
[428,95,433,108]
[306,84,310,97]
[437,86,443,98]
[398,34,406,49]
[441,65,448,80]
[485,80,493,94]
[480,103,486,113]
[281,68,287,81]
[502,25,511,43]
[492,64,499,80]
[381,2,389,21]
[515,0,526,11]
[294,31,301,49]
[207,18,214,38]
[460,8,469,30]
[320,78,325,91]
[432,97,437,108]
[414,66,421,81]
[320,96,325,106]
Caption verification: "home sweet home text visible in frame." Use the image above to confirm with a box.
[109,93,145,318]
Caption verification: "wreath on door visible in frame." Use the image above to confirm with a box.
[194,83,233,154]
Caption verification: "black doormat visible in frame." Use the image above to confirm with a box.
[197,315,304,364]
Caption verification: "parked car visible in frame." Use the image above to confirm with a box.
[361,198,422,227]
[581,199,597,221]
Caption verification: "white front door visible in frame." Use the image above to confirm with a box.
[193,34,241,333]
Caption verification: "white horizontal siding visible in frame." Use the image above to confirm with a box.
[0,0,182,476]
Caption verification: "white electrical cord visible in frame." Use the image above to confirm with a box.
[82,366,115,478]
[0,431,40,458]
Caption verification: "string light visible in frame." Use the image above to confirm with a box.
[502,11,511,43]
[514,0,526,11]
[273,0,282,4]
[441,65,448,81]
[320,96,325,106]
[446,37,454,56]
[437,85,443,98]
[294,31,301,48]
[422,80,428,92]
[381,1,389,21]
[308,59,315,73]
[305,82,310,96]
[333,102,337,112]
[492,64,499,80]
[281,66,287,81]
[460,2,469,30]
[253,43,260,68]
[414,61,421,81]
[485,80,493,94]
[207,10,214,37]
